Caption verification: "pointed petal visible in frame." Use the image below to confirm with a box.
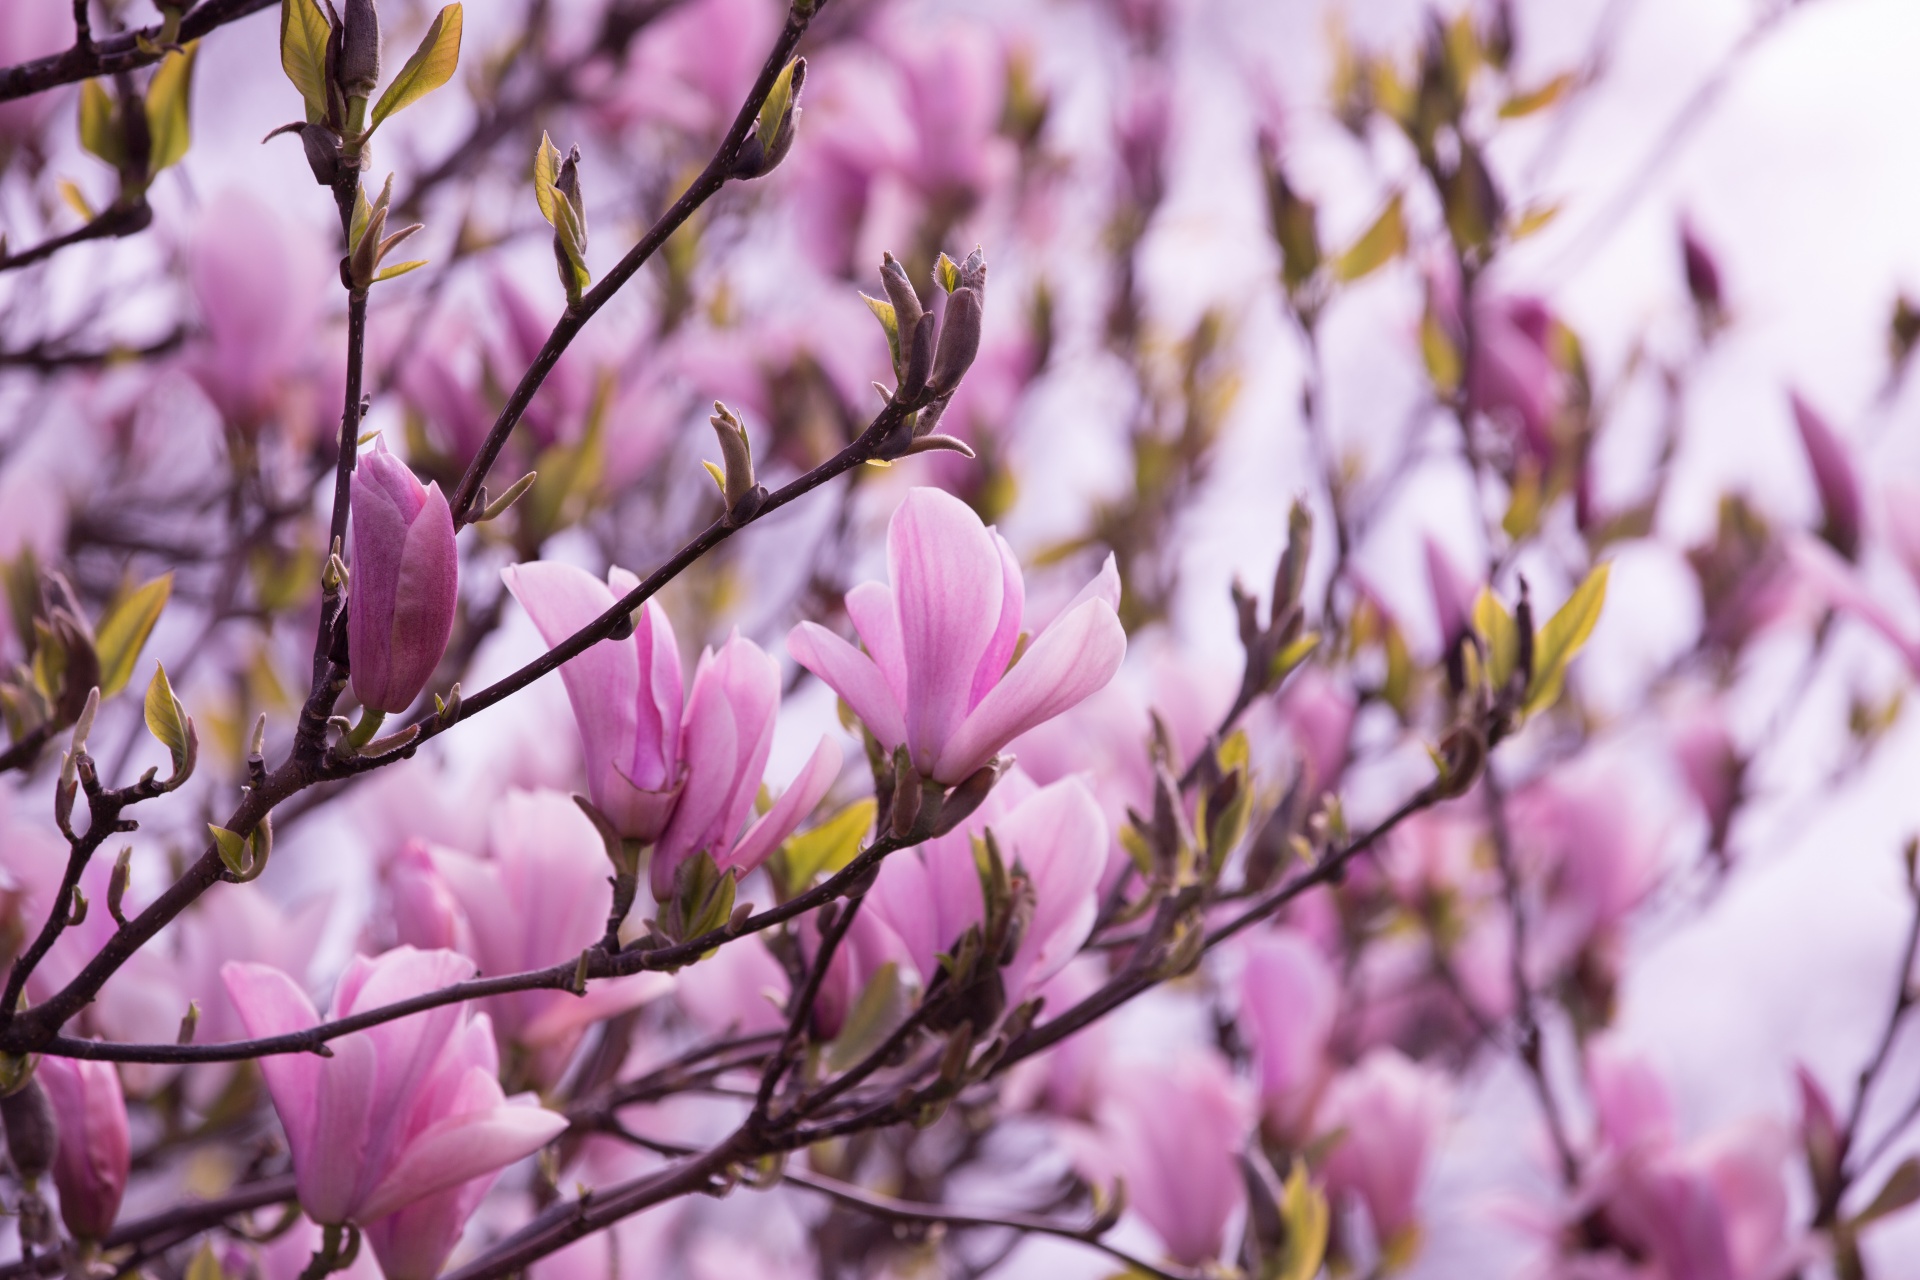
[889,488,1005,771]
[789,621,907,749]
[969,529,1026,710]
[846,581,906,707]
[359,1083,567,1220]
[727,736,844,876]
[933,597,1127,783]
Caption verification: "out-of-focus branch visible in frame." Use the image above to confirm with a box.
[0,202,152,274]
[0,1174,296,1279]
[446,0,816,527]
[0,327,185,370]
[0,0,275,102]
[783,1167,1205,1280]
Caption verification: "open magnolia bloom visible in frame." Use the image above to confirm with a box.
[788,487,1127,785]
[502,561,841,897]
[223,946,567,1272]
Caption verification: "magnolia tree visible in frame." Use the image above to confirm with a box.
[0,0,1914,1277]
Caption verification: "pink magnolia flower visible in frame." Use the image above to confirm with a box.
[1086,1053,1250,1265]
[1669,700,1743,854]
[863,771,1108,1003]
[222,947,567,1243]
[1317,1049,1449,1246]
[1579,1040,1800,1280]
[185,191,329,435]
[502,562,840,891]
[1508,771,1662,976]
[37,1054,129,1241]
[349,441,459,713]
[788,487,1126,785]
[1789,392,1863,561]
[388,790,675,1083]
[1239,929,1338,1141]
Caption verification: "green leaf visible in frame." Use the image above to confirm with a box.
[1269,630,1320,685]
[1278,1160,1330,1280]
[826,961,907,1071]
[1522,563,1610,716]
[861,293,900,372]
[1473,587,1518,693]
[1499,71,1576,119]
[533,130,561,227]
[754,56,800,152]
[209,825,250,877]
[348,183,373,251]
[370,4,463,131]
[96,574,172,697]
[143,662,188,773]
[1420,309,1460,393]
[185,1240,226,1280]
[279,0,332,124]
[1333,193,1405,282]
[79,79,123,168]
[935,252,960,294]
[777,799,875,895]
[144,43,199,174]
[374,259,428,282]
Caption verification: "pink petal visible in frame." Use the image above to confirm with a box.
[360,1079,568,1220]
[727,736,845,875]
[889,488,1007,771]
[934,597,1127,784]
[846,581,907,707]
[789,621,907,749]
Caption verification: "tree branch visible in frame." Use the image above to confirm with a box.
[0,0,276,103]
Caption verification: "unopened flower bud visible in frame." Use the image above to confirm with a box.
[347,440,458,713]
[339,0,382,97]
[2,1078,59,1184]
[37,1056,129,1241]
[929,249,987,397]
[707,401,758,523]
[879,252,924,352]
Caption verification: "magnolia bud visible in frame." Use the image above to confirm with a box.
[348,441,458,713]
[37,1056,129,1241]
[707,402,758,523]
[929,249,987,397]
[339,0,382,97]
[879,252,924,352]
[2,1078,59,1183]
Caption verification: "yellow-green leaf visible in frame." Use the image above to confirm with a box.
[861,293,900,368]
[778,798,874,895]
[754,57,800,152]
[1421,309,1460,393]
[1499,71,1576,119]
[144,43,200,174]
[79,79,122,168]
[57,179,96,222]
[1523,563,1609,715]
[1278,1160,1330,1280]
[533,130,561,227]
[826,961,906,1071]
[374,259,429,282]
[1269,630,1321,685]
[209,824,249,876]
[370,4,463,131]
[185,1240,225,1280]
[1333,193,1405,282]
[143,662,189,773]
[97,574,172,697]
[1510,202,1562,242]
[935,252,960,294]
[1473,587,1518,693]
[280,0,332,124]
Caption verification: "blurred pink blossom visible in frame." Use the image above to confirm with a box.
[1239,928,1338,1142]
[37,1053,129,1241]
[1317,1048,1449,1246]
[387,790,675,1083]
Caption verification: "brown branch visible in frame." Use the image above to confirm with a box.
[0,0,276,103]
[444,0,813,526]
[0,1174,296,1278]
[782,1167,1205,1280]
[0,202,152,274]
